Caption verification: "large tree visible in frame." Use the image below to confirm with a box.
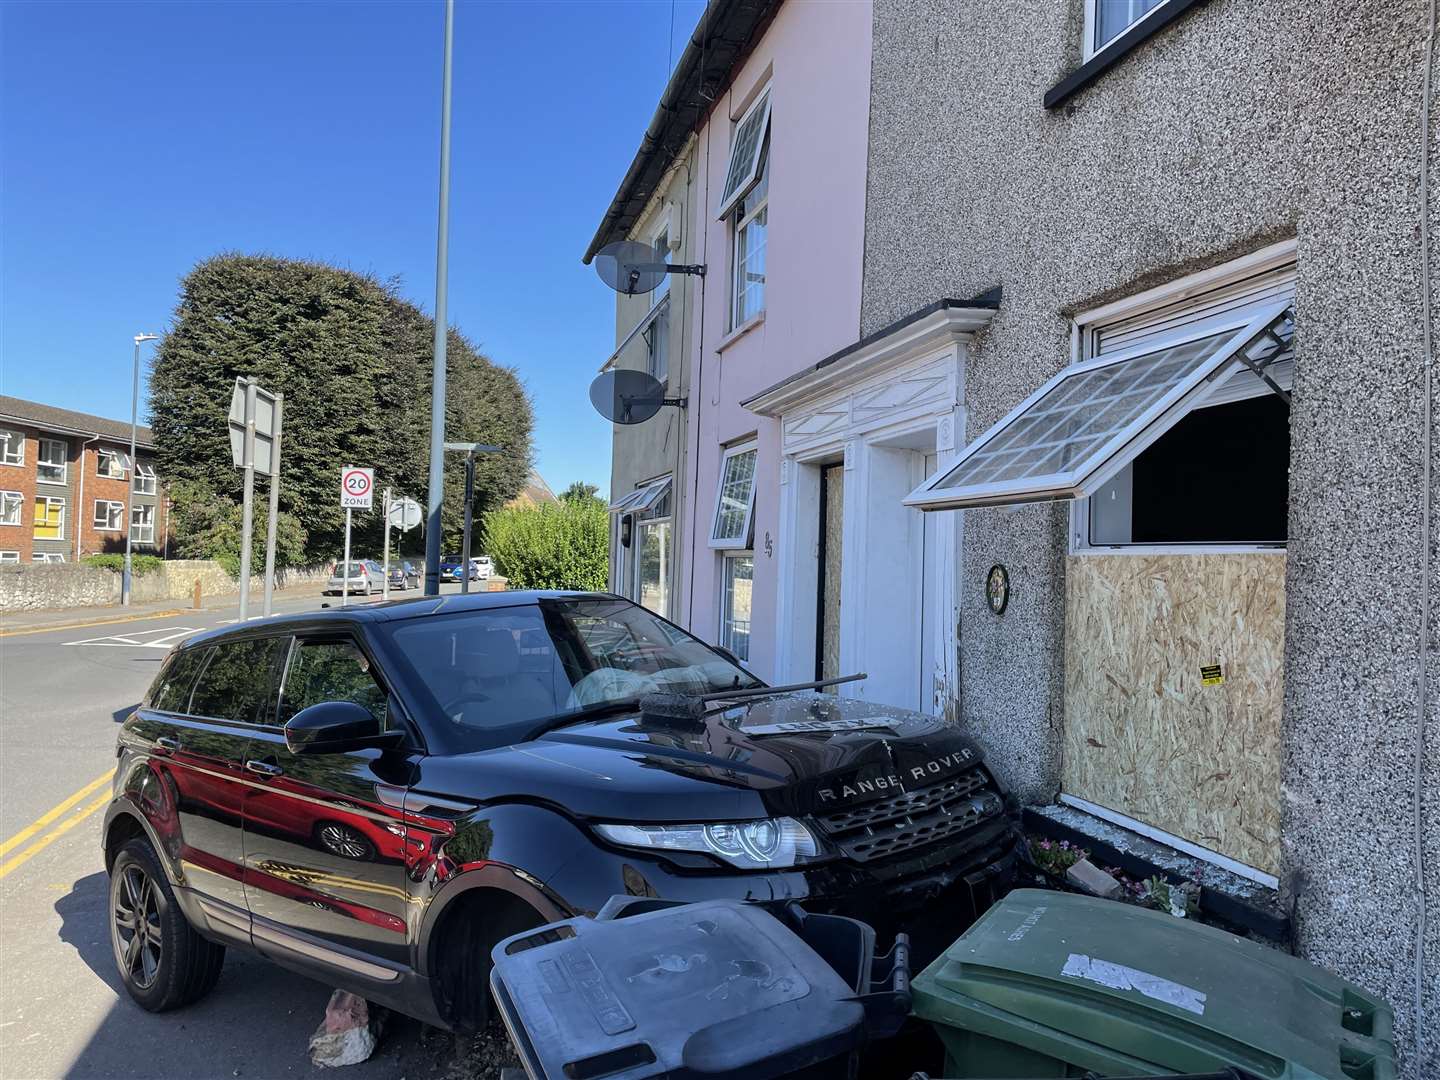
[149,254,532,561]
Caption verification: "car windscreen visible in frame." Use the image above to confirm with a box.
[334,562,365,575]
[378,598,762,751]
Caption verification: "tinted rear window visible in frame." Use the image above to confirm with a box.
[187,638,289,725]
[149,648,208,713]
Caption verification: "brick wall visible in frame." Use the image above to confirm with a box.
[0,425,39,563]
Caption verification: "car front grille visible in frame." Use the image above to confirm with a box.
[812,768,1002,864]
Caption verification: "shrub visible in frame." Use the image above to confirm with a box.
[81,554,163,576]
[483,500,608,591]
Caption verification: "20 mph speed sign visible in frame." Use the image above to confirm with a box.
[340,466,375,509]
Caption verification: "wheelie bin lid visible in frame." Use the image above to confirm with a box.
[911,890,1396,1080]
[490,898,868,1080]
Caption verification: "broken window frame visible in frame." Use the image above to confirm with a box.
[905,301,1294,513]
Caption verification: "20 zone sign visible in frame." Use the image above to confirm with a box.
[340,466,374,509]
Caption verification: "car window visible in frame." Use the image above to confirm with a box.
[379,599,760,752]
[187,638,288,724]
[148,648,208,713]
[278,639,389,727]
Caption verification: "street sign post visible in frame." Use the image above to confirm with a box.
[382,487,392,602]
[228,377,282,622]
[339,467,374,608]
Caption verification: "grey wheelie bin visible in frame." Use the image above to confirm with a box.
[910,889,1396,1079]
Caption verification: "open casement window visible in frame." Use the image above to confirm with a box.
[716,89,771,220]
[97,448,129,479]
[609,475,671,515]
[132,460,157,495]
[906,302,1294,512]
[710,443,758,549]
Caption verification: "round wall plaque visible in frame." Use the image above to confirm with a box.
[986,564,1010,615]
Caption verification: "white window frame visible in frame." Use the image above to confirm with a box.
[0,428,23,467]
[715,86,772,220]
[719,550,755,663]
[906,302,1292,512]
[730,146,769,330]
[96,447,129,479]
[0,551,19,563]
[0,490,21,527]
[37,438,67,485]
[647,218,671,311]
[645,304,669,387]
[1083,0,1173,60]
[94,499,125,532]
[130,503,155,545]
[34,495,65,540]
[32,552,65,563]
[709,441,759,550]
[609,474,671,514]
[632,478,673,618]
[133,459,157,496]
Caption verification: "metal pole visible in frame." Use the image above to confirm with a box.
[424,0,455,597]
[342,506,352,609]
[461,452,474,594]
[382,487,392,602]
[237,378,258,622]
[261,392,284,618]
[121,339,141,605]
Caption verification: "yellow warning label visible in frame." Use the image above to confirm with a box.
[1200,664,1224,687]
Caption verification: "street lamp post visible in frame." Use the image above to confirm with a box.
[444,442,500,594]
[122,333,160,606]
[424,0,456,597]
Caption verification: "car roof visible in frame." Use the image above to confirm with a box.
[176,590,622,649]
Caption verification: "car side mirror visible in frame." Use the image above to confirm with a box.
[284,701,403,755]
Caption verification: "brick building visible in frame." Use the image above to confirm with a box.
[0,396,167,563]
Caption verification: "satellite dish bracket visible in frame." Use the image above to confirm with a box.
[662,397,688,409]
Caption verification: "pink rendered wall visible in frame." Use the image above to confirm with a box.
[677,0,872,679]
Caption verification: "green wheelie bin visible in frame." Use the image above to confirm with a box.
[911,889,1396,1080]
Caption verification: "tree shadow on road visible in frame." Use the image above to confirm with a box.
[50,872,460,1078]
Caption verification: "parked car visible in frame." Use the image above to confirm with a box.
[470,556,493,579]
[439,555,477,582]
[324,560,385,596]
[387,562,417,591]
[103,592,1019,1033]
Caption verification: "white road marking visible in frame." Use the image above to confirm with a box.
[65,626,200,648]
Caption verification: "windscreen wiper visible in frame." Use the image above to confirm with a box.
[697,673,867,703]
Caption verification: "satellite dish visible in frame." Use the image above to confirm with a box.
[594,240,668,296]
[590,369,666,425]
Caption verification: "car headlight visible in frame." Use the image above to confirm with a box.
[593,818,821,870]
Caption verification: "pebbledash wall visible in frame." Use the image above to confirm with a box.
[863,0,1437,1070]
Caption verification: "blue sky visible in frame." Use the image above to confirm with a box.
[1,0,703,493]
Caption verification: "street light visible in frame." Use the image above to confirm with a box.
[443,442,500,594]
[122,333,161,606]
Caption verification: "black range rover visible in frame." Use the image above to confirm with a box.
[103,592,1019,1029]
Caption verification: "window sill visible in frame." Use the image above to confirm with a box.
[1044,0,1209,110]
[716,311,766,354]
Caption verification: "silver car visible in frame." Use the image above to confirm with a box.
[325,559,386,596]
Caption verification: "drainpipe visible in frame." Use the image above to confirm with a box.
[76,434,100,561]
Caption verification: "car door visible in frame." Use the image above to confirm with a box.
[240,632,416,966]
[139,637,288,916]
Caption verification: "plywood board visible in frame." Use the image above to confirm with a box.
[1062,554,1285,875]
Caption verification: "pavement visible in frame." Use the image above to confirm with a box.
[0,583,505,1080]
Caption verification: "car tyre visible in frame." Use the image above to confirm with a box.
[109,838,224,1012]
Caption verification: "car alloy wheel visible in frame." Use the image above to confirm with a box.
[112,863,163,990]
[317,822,374,861]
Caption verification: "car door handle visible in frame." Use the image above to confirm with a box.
[154,737,180,755]
[245,759,284,778]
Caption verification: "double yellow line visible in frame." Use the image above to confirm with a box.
[0,768,115,880]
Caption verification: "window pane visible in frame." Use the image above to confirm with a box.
[0,429,22,465]
[279,640,388,726]
[33,498,63,539]
[934,330,1230,492]
[0,491,20,526]
[721,555,754,661]
[637,521,670,616]
[1095,0,1165,48]
[719,91,770,211]
[150,649,209,713]
[187,638,287,724]
[712,447,757,543]
[37,440,66,483]
[733,204,768,327]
